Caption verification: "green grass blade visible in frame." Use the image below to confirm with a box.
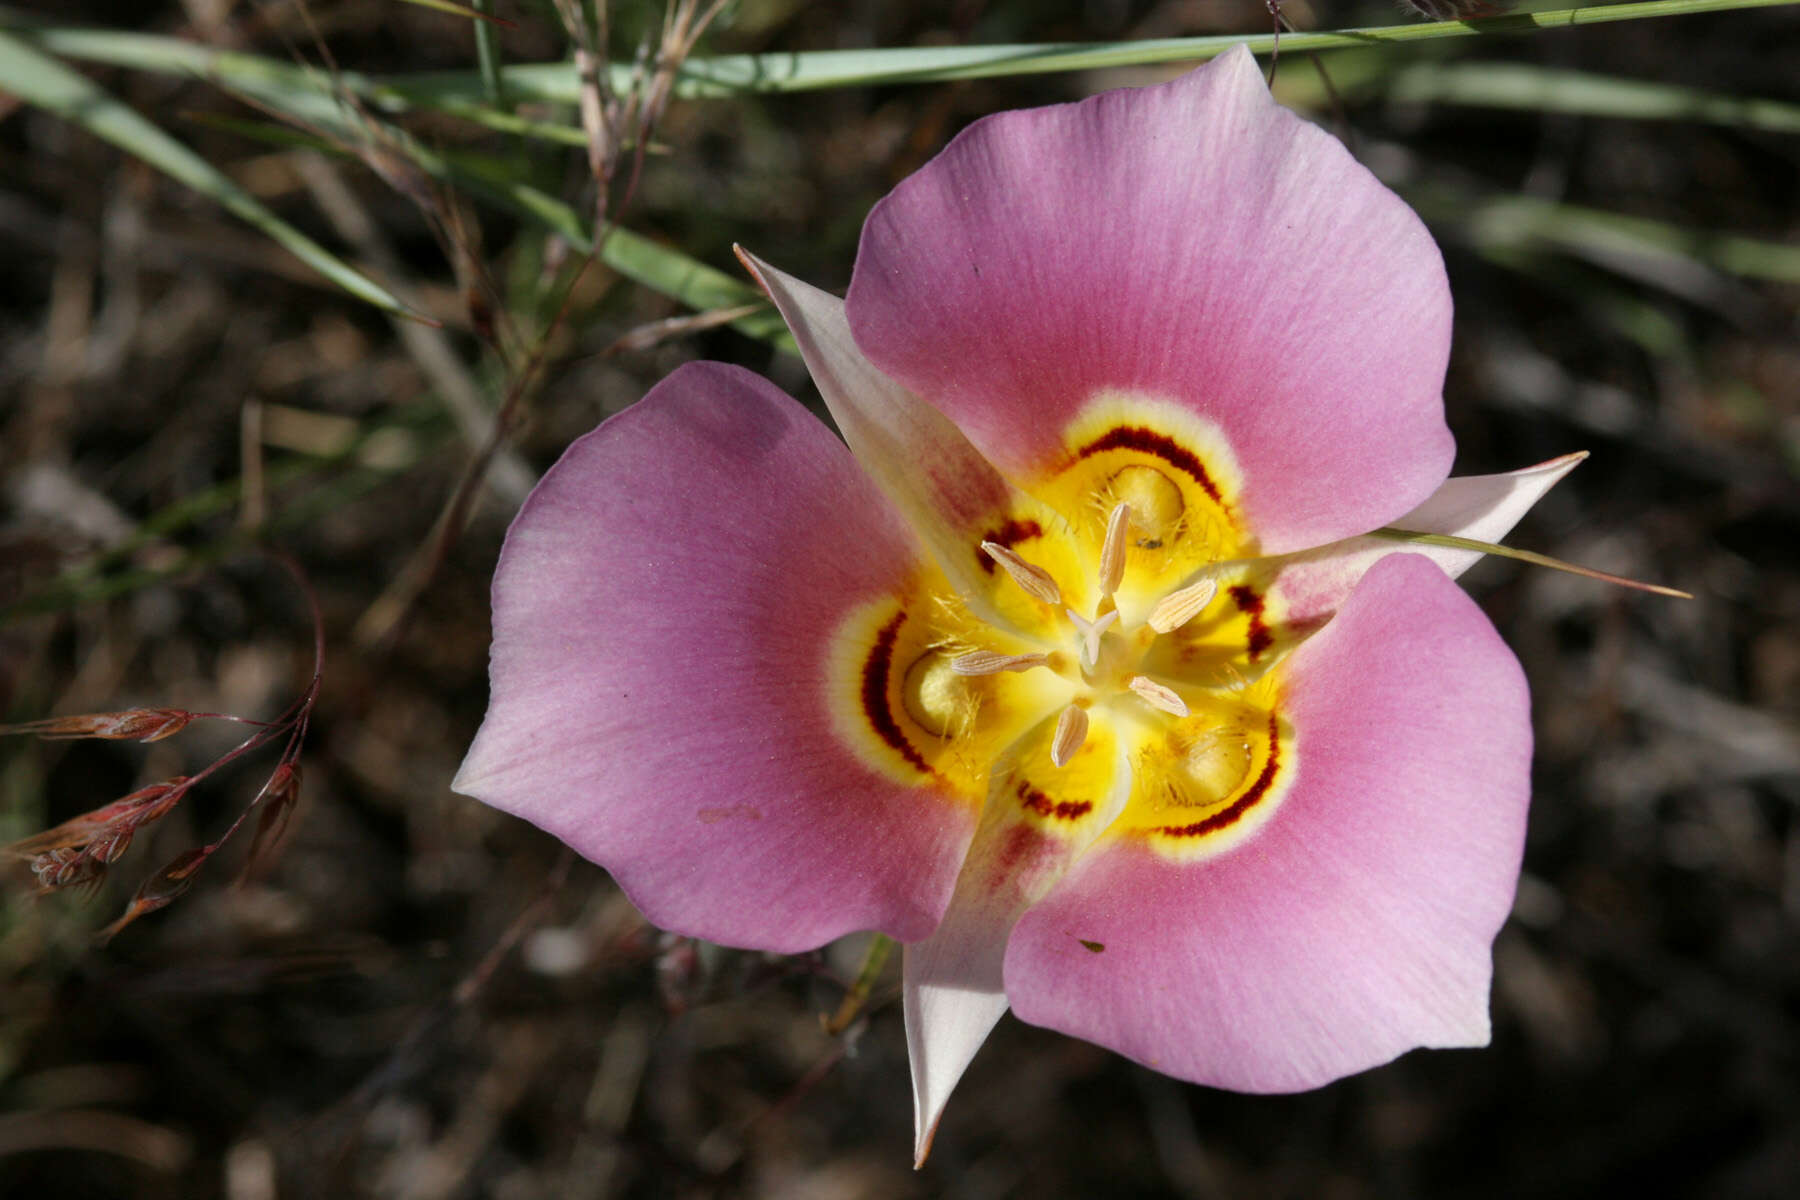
[435,148,792,347]
[470,0,504,104]
[0,19,781,346]
[381,0,1800,101]
[1463,196,1800,285]
[1385,61,1800,133]
[0,30,413,316]
[10,1,1798,109]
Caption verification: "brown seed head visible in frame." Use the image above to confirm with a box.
[31,847,102,891]
[3,708,192,742]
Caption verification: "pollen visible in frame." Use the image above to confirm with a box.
[1147,578,1218,634]
[1097,502,1131,599]
[980,541,1062,605]
[1050,703,1090,767]
[951,651,1051,676]
[1127,675,1189,718]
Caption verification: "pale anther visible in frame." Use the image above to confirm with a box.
[1148,578,1219,634]
[1065,607,1120,670]
[950,651,1050,676]
[981,541,1062,605]
[1098,502,1131,598]
[1050,704,1090,767]
[1127,675,1190,718]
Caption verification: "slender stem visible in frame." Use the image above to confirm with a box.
[824,934,894,1035]
[1373,527,1693,598]
[472,0,504,104]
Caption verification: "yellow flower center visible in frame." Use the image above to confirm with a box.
[831,404,1298,862]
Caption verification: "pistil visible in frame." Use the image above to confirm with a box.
[1064,607,1120,670]
[967,501,1224,771]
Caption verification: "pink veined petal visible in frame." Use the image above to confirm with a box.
[1272,452,1587,623]
[739,249,1062,633]
[904,717,1132,1165]
[454,362,975,953]
[1004,554,1532,1091]
[846,45,1455,553]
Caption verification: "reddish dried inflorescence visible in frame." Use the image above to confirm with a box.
[4,555,322,940]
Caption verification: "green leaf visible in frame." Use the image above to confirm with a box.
[0,29,413,316]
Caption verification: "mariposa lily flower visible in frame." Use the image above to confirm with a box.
[456,46,1574,1163]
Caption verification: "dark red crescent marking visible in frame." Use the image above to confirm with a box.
[974,518,1043,575]
[1075,426,1223,505]
[860,612,933,776]
[1017,780,1094,821]
[1228,584,1274,660]
[1155,712,1282,840]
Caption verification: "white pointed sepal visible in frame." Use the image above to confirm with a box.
[735,247,1063,634]
[1269,452,1589,622]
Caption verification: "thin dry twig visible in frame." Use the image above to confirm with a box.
[313,848,576,1184]
[353,0,735,654]
[292,151,535,505]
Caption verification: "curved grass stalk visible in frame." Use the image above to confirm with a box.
[8,1,1796,110]
[1463,196,1800,286]
[1381,61,1800,134]
[5,2,1790,326]
[0,29,412,317]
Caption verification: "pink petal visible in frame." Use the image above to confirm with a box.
[1273,452,1587,623]
[1004,554,1532,1091]
[846,46,1454,553]
[454,362,975,952]
[740,249,1061,633]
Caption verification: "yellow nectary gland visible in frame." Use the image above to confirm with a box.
[1107,465,1184,545]
[1176,724,1257,798]
[902,652,962,738]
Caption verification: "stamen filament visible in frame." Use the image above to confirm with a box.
[1098,502,1131,599]
[1127,675,1190,718]
[950,651,1051,676]
[1050,704,1089,767]
[1147,578,1219,634]
[981,542,1062,605]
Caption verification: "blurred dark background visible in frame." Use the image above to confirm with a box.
[2,1,1797,1197]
